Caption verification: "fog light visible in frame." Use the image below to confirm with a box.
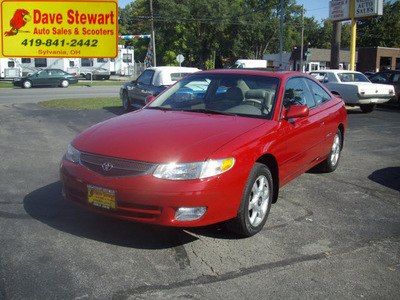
[175,207,207,221]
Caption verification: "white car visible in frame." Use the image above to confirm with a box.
[310,70,395,113]
[120,66,201,110]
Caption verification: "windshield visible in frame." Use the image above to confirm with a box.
[147,73,280,119]
[337,72,370,83]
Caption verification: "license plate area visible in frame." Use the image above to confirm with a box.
[87,185,116,210]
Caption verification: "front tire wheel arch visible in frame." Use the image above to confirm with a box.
[122,90,131,111]
[317,128,343,172]
[23,80,32,88]
[227,162,273,237]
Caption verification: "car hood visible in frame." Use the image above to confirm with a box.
[72,109,266,162]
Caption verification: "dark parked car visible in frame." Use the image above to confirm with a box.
[61,69,348,237]
[13,69,79,88]
[120,66,200,110]
[369,70,400,105]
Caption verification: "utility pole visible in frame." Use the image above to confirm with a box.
[279,0,283,70]
[349,0,356,70]
[330,22,341,69]
[150,0,156,66]
[300,4,304,72]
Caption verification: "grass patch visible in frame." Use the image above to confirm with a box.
[39,97,122,110]
[0,82,13,88]
[0,80,126,88]
[76,81,127,86]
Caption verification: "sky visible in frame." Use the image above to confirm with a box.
[117,0,330,21]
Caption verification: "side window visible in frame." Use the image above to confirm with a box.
[137,70,154,85]
[81,58,93,67]
[52,70,64,75]
[37,70,47,77]
[35,58,47,68]
[306,79,331,106]
[283,77,315,109]
[310,72,328,83]
[392,74,400,83]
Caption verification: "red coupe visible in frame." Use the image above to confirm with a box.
[60,69,347,237]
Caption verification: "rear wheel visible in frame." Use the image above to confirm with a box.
[227,163,273,237]
[317,129,342,173]
[360,104,376,113]
[60,80,69,88]
[23,80,32,88]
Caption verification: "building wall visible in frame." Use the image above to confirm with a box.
[358,47,400,73]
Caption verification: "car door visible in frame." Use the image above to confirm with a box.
[129,69,155,106]
[34,70,50,86]
[47,69,62,86]
[278,77,326,184]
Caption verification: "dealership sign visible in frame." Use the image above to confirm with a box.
[355,0,383,18]
[0,0,118,58]
[329,0,350,22]
[329,0,383,21]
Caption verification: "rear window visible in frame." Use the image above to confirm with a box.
[338,73,369,83]
[170,72,192,82]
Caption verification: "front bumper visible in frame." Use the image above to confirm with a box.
[60,159,244,227]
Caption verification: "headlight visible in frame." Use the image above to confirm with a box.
[65,143,81,163]
[153,158,235,180]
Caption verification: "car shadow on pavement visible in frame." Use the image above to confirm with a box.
[368,167,400,192]
[23,181,198,249]
[103,106,127,116]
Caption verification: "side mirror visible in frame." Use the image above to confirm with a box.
[285,105,309,119]
[145,95,156,104]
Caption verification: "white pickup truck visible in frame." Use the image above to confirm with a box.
[310,70,395,113]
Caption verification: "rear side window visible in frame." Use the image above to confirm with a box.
[306,79,331,106]
[283,77,315,109]
[170,72,191,82]
[137,70,154,85]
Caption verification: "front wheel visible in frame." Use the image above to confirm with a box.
[122,91,131,111]
[23,80,32,88]
[317,129,342,173]
[227,163,273,237]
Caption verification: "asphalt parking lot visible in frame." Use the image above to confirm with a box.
[0,96,399,299]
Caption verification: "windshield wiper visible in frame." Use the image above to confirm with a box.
[182,108,237,116]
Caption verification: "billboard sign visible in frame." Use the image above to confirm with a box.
[0,0,118,58]
[329,0,351,22]
[355,0,384,19]
[328,0,384,21]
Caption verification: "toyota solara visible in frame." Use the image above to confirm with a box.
[60,69,347,237]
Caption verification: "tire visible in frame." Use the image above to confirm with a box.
[227,163,273,237]
[85,74,92,80]
[122,91,130,111]
[23,80,32,88]
[360,104,376,113]
[60,80,69,88]
[317,129,342,173]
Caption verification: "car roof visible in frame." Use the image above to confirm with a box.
[195,69,304,80]
[375,70,400,73]
[317,70,361,74]
[147,66,200,72]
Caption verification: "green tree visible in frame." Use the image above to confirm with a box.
[357,1,400,48]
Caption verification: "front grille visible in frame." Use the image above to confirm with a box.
[80,152,157,177]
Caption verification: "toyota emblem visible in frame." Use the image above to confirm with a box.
[102,162,113,172]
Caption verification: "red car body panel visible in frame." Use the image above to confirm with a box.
[60,69,347,228]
